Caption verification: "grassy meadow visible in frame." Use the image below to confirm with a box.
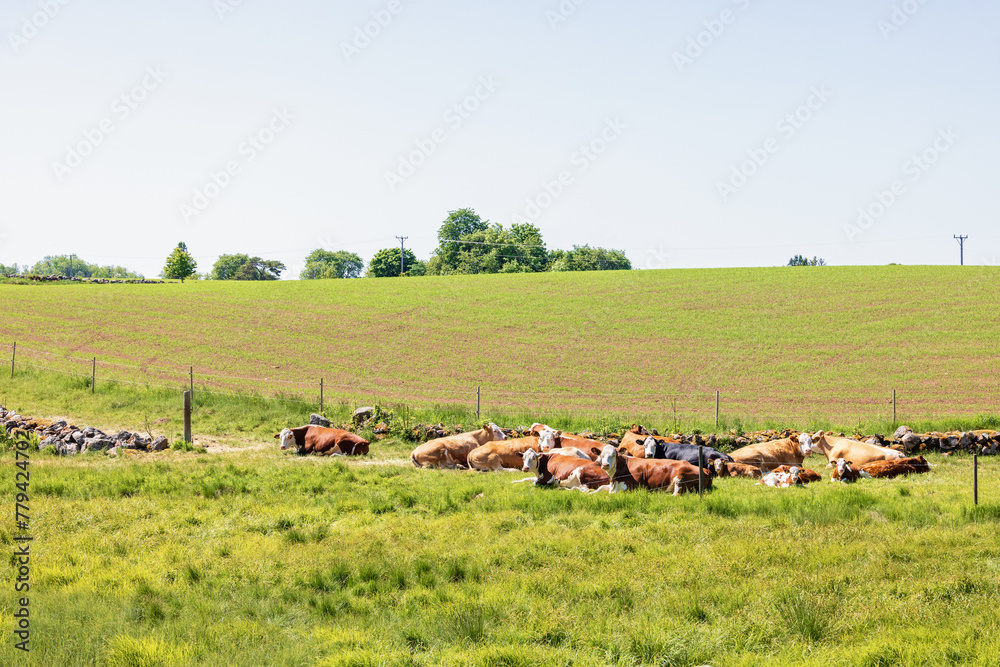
[1,434,999,666]
[1,265,999,424]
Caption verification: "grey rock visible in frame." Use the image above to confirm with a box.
[309,414,331,427]
[83,437,115,452]
[959,432,975,449]
[57,442,79,456]
[114,430,132,441]
[132,435,151,448]
[352,407,375,425]
[902,432,921,451]
[892,425,912,441]
[83,427,96,438]
[939,435,960,450]
[39,436,60,446]
[71,431,85,444]
[150,436,169,451]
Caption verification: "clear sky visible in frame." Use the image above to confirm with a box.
[1,0,997,278]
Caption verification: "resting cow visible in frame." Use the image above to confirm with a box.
[712,459,763,479]
[594,445,711,495]
[642,436,732,469]
[276,426,369,456]
[517,450,610,490]
[772,464,821,484]
[759,467,802,487]
[537,427,599,460]
[729,433,814,472]
[830,458,871,483]
[810,432,904,467]
[861,456,931,479]
[468,436,542,472]
[410,423,506,469]
[618,425,661,457]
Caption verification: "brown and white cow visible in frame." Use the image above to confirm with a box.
[537,427,599,460]
[594,445,712,495]
[729,433,814,472]
[830,458,871,483]
[276,426,369,456]
[618,425,661,457]
[759,467,802,487]
[410,423,506,469]
[772,465,821,484]
[860,456,931,479]
[516,449,610,490]
[468,436,542,472]
[712,459,763,479]
[810,432,904,467]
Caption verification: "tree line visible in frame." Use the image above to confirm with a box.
[161,208,633,281]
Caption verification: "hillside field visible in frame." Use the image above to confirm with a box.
[1,265,998,430]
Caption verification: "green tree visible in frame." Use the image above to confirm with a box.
[548,245,631,271]
[162,243,198,282]
[301,249,364,279]
[0,263,20,276]
[428,208,490,274]
[788,255,827,266]
[30,254,144,279]
[210,254,251,280]
[210,254,284,280]
[367,247,423,278]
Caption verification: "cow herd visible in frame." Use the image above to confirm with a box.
[408,423,931,494]
[274,422,931,494]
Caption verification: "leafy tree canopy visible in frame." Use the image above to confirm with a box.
[211,254,285,280]
[367,247,424,278]
[548,245,632,272]
[427,208,548,275]
[301,249,364,280]
[788,255,827,266]
[28,254,143,279]
[162,242,198,282]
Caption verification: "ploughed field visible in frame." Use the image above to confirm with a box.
[1,435,998,666]
[1,265,998,423]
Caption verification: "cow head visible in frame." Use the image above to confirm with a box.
[642,436,659,458]
[833,458,852,481]
[527,423,550,436]
[597,445,619,479]
[538,427,560,452]
[485,423,507,441]
[798,433,813,457]
[276,428,295,451]
[522,448,540,474]
[788,466,801,486]
[713,458,727,476]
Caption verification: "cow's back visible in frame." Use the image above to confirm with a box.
[819,435,903,466]
[730,437,802,471]
[468,437,540,471]
[411,428,493,468]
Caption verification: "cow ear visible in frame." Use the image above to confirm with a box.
[273,434,279,439]
[590,447,600,457]
[618,447,628,456]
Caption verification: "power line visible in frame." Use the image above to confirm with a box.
[395,236,408,275]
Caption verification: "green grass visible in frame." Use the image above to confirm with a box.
[0,266,998,422]
[0,440,998,666]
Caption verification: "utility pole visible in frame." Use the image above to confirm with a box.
[69,253,76,278]
[954,235,968,266]
[395,236,408,276]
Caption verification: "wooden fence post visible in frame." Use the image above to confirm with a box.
[91,357,96,393]
[183,390,192,443]
[10,342,15,379]
[715,391,720,428]
[320,378,324,413]
[189,366,194,400]
[476,386,481,420]
[892,389,897,424]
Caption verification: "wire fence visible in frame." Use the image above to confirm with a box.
[3,340,998,429]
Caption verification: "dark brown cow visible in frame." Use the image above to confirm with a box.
[276,426,369,456]
[594,445,712,495]
[517,450,610,490]
[861,456,931,479]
